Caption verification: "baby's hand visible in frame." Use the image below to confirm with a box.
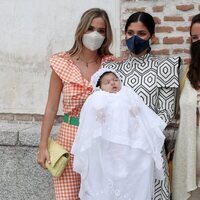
[129,107,140,117]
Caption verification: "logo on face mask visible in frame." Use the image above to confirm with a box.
[82,31,105,51]
[126,35,150,55]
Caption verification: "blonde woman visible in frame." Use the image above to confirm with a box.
[36,8,114,199]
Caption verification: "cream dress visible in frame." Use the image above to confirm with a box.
[173,78,200,200]
[189,91,200,199]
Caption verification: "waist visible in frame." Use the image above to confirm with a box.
[64,114,79,126]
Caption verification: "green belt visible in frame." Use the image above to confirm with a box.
[64,114,79,126]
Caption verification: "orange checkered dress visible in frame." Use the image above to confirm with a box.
[49,52,114,200]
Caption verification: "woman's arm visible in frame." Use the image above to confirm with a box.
[156,87,177,124]
[156,56,181,124]
[37,70,63,168]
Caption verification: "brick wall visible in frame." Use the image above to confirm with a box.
[121,0,200,65]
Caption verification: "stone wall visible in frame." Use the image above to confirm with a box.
[0,121,59,200]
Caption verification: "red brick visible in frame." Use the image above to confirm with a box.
[176,26,190,32]
[15,114,34,121]
[126,7,146,13]
[153,17,161,24]
[163,37,184,44]
[155,26,174,33]
[183,58,191,65]
[173,48,184,54]
[152,6,164,12]
[164,16,184,21]
[172,48,190,54]
[34,114,44,121]
[151,49,170,55]
[176,4,194,11]
[0,113,14,121]
[151,36,160,44]
[184,49,190,54]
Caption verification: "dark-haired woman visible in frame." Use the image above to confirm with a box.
[103,11,181,200]
[172,13,200,200]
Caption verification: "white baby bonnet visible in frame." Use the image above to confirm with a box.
[91,68,121,91]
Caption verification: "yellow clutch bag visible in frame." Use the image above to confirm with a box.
[45,138,70,177]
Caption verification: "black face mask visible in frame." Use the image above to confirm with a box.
[126,35,151,55]
[191,40,200,59]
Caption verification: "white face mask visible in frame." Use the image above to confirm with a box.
[82,31,105,51]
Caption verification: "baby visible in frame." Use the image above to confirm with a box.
[72,68,166,200]
[94,68,140,121]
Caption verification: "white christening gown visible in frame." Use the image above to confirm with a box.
[72,86,166,200]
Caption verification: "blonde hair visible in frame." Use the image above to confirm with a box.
[68,8,113,57]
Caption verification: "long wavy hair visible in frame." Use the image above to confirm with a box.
[67,8,113,57]
[188,13,200,90]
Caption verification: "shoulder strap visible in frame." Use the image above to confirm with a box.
[180,65,189,94]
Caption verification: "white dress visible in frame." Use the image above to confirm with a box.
[72,86,166,200]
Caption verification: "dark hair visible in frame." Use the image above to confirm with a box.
[96,71,118,88]
[125,12,155,36]
[190,13,200,35]
[188,13,200,90]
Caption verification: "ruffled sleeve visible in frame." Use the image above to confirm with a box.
[156,56,181,88]
[49,52,79,83]
[155,56,181,123]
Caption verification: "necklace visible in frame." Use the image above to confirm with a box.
[77,56,99,67]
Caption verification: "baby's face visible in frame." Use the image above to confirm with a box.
[100,72,121,93]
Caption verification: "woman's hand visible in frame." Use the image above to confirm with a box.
[37,147,51,169]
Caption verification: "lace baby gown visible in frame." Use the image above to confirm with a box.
[72,86,166,200]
